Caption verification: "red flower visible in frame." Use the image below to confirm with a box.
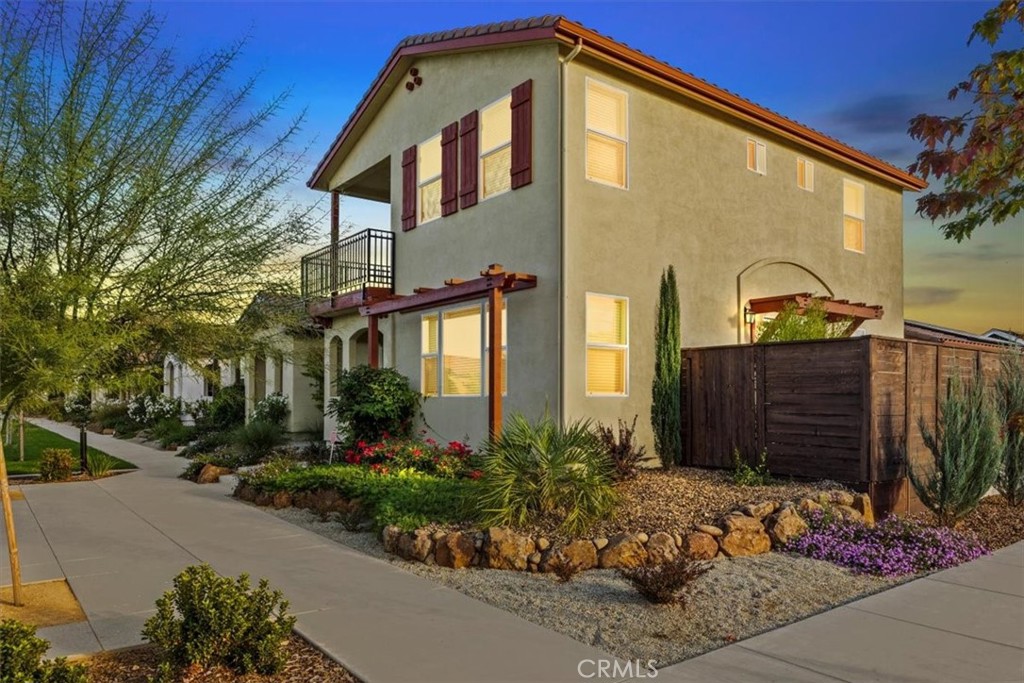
[468,470,483,480]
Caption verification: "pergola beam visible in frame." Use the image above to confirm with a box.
[747,292,884,323]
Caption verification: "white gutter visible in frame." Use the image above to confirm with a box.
[558,39,582,425]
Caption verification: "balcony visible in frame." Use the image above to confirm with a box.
[300,228,395,303]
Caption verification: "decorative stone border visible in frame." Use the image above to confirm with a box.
[234,484,874,572]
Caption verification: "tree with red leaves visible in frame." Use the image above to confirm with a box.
[908,0,1023,242]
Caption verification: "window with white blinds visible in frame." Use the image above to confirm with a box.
[442,306,483,396]
[418,134,442,224]
[586,293,628,396]
[586,79,628,188]
[480,96,512,199]
[421,314,439,396]
[797,158,814,191]
[485,301,508,396]
[843,179,865,253]
[746,138,766,174]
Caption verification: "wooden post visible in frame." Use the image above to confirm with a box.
[368,315,379,369]
[330,191,340,295]
[487,286,504,438]
[0,438,23,606]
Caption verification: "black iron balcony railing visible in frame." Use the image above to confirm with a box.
[300,228,395,300]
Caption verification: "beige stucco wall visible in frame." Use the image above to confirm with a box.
[321,313,395,441]
[328,44,563,446]
[243,329,324,437]
[561,54,906,450]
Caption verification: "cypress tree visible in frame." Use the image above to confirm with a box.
[652,266,682,467]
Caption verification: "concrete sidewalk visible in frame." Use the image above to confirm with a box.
[5,420,1023,683]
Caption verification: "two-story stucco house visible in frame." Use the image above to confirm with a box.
[301,16,926,449]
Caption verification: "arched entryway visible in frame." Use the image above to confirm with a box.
[349,328,385,368]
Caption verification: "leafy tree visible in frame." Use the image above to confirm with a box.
[652,266,682,467]
[908,0,1023,241]
[994,353,1024,506]
[755,300,852,343]
[0,1,314,428]
[909,374,1002,526]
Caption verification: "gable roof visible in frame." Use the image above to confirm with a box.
[308,16,927,193]
[905,319,1014,350]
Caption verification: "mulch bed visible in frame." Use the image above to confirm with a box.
[85,636,358,683]
[910,495,1024,550]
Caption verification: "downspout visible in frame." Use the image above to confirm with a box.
[559,39,583,426]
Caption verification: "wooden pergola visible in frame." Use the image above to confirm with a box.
[746,292,884,340]
[360,264,537,437]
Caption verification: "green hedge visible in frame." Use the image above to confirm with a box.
[241,463,479,531]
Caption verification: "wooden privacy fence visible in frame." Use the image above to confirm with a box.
[681,336,1009,515]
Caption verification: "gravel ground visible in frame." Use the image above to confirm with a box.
[85,637,357,683]
[267,507,898,666]
[910,494,1024,550]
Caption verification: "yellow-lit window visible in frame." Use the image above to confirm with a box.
[418,134,441,224]
[586,79,628,188]
[421,314,439,396]
[485,301,508,396]
[586,294,628,396]
[843,179,865,253]
[442,306,482,396]
[480,96,512,199]
[797,158,814,191]
[746,138,766,174]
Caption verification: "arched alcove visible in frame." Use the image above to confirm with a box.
[736,257,834,343]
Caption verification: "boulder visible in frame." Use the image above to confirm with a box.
[696,524,724,537]
[197,464,231,484]
[798,498,824,514]
[484,528,535,571]
[382,525,403,554]
[547,540,598,572]
[645,532,679,564]
[830,490,855,506]
[718,516,771,557]
[852,493,875,526]
[253,491,272,507]
[767,511,808,547]
[435,532,476,569]
[400,529,434,562]
[598,533,648,569]
[528,552,542,566]
[721,514,765,534]
[680,532,719,560]
[234,483,256,502]
[741,501,777,520]
[593,538,609,551]
[833,505,864,523]
[536,537,551,552]
[271,491,292,509]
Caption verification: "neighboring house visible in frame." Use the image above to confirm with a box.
[983,328,1024,348]
[905,320,1015,351]
[163,355,220,404]
[300,16,926,448]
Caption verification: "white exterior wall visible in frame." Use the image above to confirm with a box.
[242,329,325,438]
[320,313,395,441]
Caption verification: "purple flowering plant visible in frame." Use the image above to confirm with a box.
[783,509,988,577]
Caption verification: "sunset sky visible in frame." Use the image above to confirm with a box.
[155,1,1023,333]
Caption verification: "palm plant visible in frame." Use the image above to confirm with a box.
[475,414,617,534]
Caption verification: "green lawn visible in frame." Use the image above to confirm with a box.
[3,423,135,476]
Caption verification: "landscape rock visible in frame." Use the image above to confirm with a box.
[435,532,476,569]
[719,516,771,557]
[234,483,256,502]
[536,538,551,552]
[830,490,856,506]
[594,538,609,551]
[598,533,648,569]
[528,552,542,566]
[852,493,875,526]
[197,464,232,484]
[696,524,724,537]
[767,511,809,547]
[680,532,719,560]
[741,501,777,520]
[798,498,824,514]
[382,525,403,554]
[549,540,598,571]
[254,491,272,507]
[398,529,434,562]
[833,505,864,522]
[645,532,679,564]
[721,514,765,534]
[636,532,649,544]
[271,491,292,509]
[484,527,535,571]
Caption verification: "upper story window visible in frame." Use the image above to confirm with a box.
[797,158,814,191]
[746,138,766,174]
[418,134,442,224]
[480,96,512,200]
[586,293,628,396]
[843,179,866,253]
[586,79,628,188]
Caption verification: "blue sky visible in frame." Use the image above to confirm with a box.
[153,1,1022,333]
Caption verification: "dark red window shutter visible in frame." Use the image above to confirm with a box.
[441,121,459,216]
[511,79,533,189]
[401,145,417,231]
[459,110,478,209]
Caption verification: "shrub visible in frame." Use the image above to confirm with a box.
[152,417,193,448]
[127,394,181,427]
[179,452,240,481]
[142,564,296,677]
[652,265,682,467]
[87,450,118,477]
[201,384,246,433]
[475,414,616,534]
[910,374,1002,526]
[344,435,477,479]
[39,449,75,482]
[595,416,646,480]
[0,618,88,683]
[784,509,987,576]
[232,421,286,465]
[178,430,234,460]
[756,299,851,342]
[732,448,771,486]
[547,554,584,583]
[252,393,289,427]
[995,353,1024,506]
[326,366,420,446]
[619,556,713,606]
[91,401,132,431]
